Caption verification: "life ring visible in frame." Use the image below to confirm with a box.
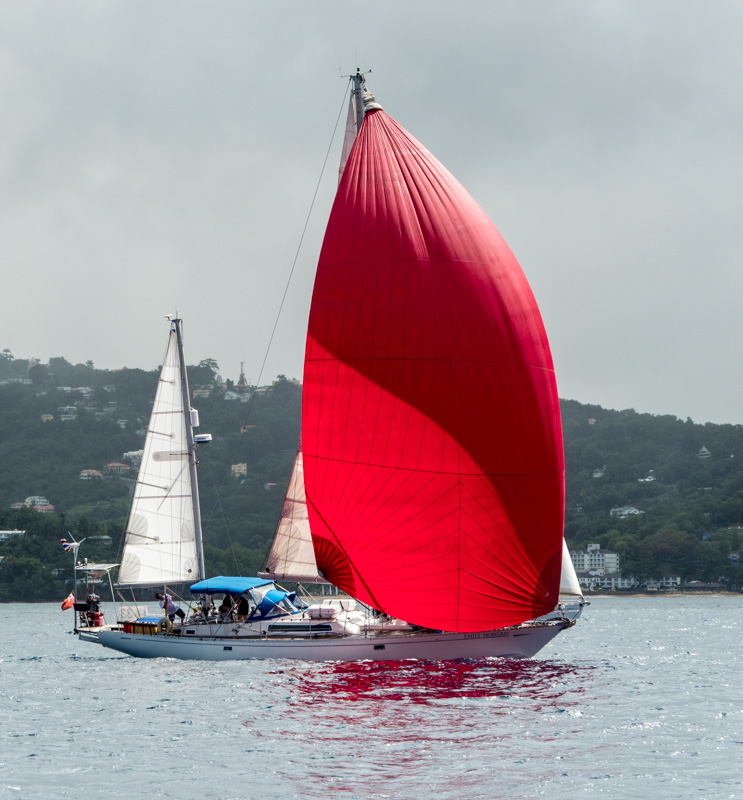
[157,617,173,634]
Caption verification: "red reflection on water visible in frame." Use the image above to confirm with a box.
[250,659,596,798]
[276,658,591,709]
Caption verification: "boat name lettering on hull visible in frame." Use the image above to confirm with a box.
[464,631,509,639]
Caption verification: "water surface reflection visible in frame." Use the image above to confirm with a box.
[284,657,593,706]
[244,659,599,799]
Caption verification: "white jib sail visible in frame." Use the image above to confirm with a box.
[559,540,583,597]
[258,446,326,583]
[117,329,199,586]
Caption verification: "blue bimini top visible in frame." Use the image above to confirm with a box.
[189,576,275,595]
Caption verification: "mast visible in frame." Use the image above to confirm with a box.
[172,317,207,582]
[264,71,383,581]
[351,69,365,133]
[339,69,382,183]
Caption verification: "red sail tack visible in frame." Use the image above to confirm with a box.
[302,108,564,632]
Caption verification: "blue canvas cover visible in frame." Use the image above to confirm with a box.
[189,576,274,595]
[256,589,299,617]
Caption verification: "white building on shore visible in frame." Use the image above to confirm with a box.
[570,543,620,574]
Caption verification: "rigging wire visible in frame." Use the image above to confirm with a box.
[239,80,351,430]
[203,457,242,575]
[200,81,352,561]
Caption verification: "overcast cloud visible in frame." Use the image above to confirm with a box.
[1,1,741,424]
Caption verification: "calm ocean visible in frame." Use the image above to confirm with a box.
[1,597,741,799]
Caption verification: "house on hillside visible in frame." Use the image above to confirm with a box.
[0,530,25,544]
[16,498,56,513]
[80,469,103,480]
[123,450,144,468]
[105,462,131,475]
[610,506,644,519]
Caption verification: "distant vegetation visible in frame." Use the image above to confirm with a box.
[562,400,743,587]
[0,349,299,601]
[1,348,742,600]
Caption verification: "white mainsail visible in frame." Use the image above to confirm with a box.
[117,324,201,586]
[258,444,326,583]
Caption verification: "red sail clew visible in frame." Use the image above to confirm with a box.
[302,108,564,632]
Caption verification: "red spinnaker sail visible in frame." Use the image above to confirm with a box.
[302,108,564,632]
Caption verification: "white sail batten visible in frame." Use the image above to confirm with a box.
[258,447,327,584]
[559,540,583,597]
[117,328,199,586]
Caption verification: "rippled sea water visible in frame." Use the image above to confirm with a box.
[1,597,742,799]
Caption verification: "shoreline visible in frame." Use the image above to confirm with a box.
[585,591,741,598]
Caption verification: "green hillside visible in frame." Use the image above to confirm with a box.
[562,400,743,585]
[0,351,300,600]
[1,347,742,599]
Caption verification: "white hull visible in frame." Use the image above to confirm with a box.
[76,630,102,644]
[75,623,114,644]
[97,620,569,662]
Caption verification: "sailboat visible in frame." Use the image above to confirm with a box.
[76,316,210,642]
[99,72,585,661]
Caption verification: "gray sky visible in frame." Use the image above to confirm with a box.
[2,1,742,424]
